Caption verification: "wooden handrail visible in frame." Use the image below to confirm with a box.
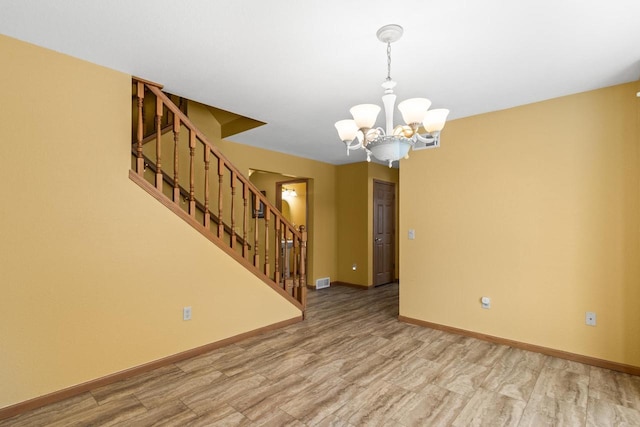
[131,78,307,311]
[141,84,302,242]
[132,75,163,89]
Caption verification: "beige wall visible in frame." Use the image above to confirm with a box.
[0,35,301,409]
[336,163,369,285]
[188,102,338,285]
[400,81,640,367]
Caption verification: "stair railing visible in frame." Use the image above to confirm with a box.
[130,78,307,311]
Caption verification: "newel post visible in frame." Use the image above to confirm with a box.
[299,225,307,311]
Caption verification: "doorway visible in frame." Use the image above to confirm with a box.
[276,179,309,281]
[373,180,395,286]
[275,179,308,230]
[248,171,311,281]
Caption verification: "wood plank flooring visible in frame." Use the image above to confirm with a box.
[2,284,639,426]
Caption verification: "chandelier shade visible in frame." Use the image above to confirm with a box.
[423,108,450,133]
[398,98,432,125]
[334,119,359,142]
[334,24,450,167]
[349,104,381,129]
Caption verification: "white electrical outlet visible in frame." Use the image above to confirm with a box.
[586,311,596,326]
[183,306,192,321]
[481,296,491,309]
[408,229,416,240]
[352,263,357,271]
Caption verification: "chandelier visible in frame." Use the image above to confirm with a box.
[334,24,450,167]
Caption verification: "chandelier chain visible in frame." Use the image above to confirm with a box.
[386,42,392,81]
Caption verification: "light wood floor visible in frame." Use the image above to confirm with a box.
[2,283,639,426]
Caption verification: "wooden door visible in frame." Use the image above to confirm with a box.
[373,180,395,286]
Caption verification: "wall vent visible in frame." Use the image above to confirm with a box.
[315,277,330,289]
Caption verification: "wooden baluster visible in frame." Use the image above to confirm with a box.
[188,132,196,216]
[230,171,236,248]
[136,82,145,175]
[253,191,259,268]
[204,147,211,228]
[274,217,281,285]
[155,97,163,190]
[299,225,308,308]
[243,183,249,258]
[264,208,270,277]
[218,160,224,238]
[165,102,172,129]
[292,228,298,297]
[172,117,180,202]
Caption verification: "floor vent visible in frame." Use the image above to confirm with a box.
[315,277,330,289]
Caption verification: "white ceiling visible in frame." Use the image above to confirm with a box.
[2,0,639,165]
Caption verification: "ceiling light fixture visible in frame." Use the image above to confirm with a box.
[282,187,298,198]
[334,24,450,167]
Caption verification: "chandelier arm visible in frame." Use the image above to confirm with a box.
[415,133,435,143]
[415,132,441,149]
[346,139,363,151]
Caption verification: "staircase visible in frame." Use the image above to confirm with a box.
[130,78,307,313]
